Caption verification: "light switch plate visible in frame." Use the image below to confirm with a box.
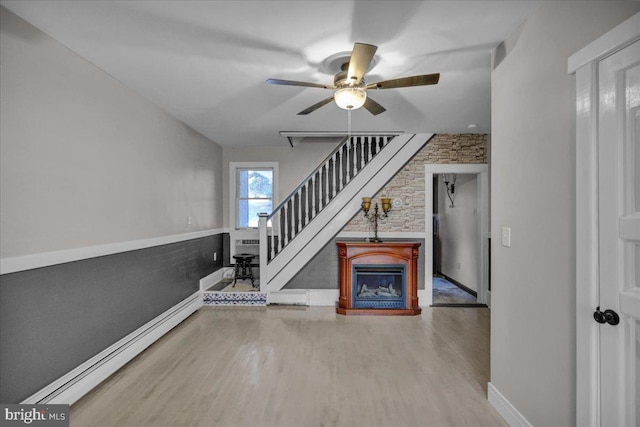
[501,226,511,247]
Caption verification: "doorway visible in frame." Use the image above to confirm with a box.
[433,173,484,306]
[423,164,489,307]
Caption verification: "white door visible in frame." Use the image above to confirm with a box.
[598,38,640,427]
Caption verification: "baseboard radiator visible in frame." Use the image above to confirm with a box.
[21,292,202,405]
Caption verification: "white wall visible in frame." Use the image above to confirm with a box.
[222,143,338,228]
[490,2,640,426]
[438,174,478,292]
[0,7,223,258]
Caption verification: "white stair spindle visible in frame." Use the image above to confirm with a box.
[351,137,358,178]
[337,148,343,193]
[348,139,353,182]
[343,141,349,184]
[288,199,296,240]
[324,160,330,206]
[270,224,276,260]
[304,180,311,223]
[359,136,365,171]
[310,175,316,220]
[274,209,281,254]
[331,153,338,197]
[297,188,303,232]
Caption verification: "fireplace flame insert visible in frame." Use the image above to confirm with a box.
[353,264,406,309]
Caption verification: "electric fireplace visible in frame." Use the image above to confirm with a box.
[337,242,421,315]
[353,264,405,309]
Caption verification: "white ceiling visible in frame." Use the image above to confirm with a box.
[1,1,541,147]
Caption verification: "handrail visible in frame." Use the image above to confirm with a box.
[267,132,400,219]
[261,131,404,266]
[268,135,348,218]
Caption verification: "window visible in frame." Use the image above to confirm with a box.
[230,163,278,229]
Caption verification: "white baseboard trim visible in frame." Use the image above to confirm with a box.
[267,289,339,306]
[268,290,309,305]
[21,292,202,405]
[308,289,339,306]
[1,228,230,274]
[417,289,432,307]
[487,382,532,427]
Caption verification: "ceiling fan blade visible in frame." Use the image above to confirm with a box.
[363,97,386,115]
[347,42,377,83]
[266,79,334,89]
[297,96,335,115]
[366,73,440,90]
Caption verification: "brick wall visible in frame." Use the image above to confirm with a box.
[342,133,487,233]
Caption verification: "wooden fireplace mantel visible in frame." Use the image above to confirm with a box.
[336,242,422,316]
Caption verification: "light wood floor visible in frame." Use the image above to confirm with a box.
[70,306,507,427]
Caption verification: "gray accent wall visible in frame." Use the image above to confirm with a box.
[0,234,222,404]
[284,237,426,290]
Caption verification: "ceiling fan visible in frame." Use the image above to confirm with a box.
[266,42,440,116]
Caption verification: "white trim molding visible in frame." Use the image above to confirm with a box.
[308,289,339,306]
[267,290,339,307]
[21,292,202,405]
[229,161,279,230]
[268,289,309,305]
[424,164,489,174]
[571,12,640,426]
[1,228,229,275]
[488,383,533,427]
[568,12,640,73]
[418,289,430,307]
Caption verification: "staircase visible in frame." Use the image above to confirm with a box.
[259,133,434,293]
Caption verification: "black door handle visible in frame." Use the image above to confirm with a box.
[593,307,620,326]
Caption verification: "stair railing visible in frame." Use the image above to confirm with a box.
[262,133,399,263]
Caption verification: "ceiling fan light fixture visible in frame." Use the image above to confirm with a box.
[334,87,367,110]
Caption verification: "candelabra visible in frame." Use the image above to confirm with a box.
[361,196,392,242]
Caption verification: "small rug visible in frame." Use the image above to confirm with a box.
[432,276,478,305]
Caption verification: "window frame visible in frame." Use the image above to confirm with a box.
[229,162,278,230]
